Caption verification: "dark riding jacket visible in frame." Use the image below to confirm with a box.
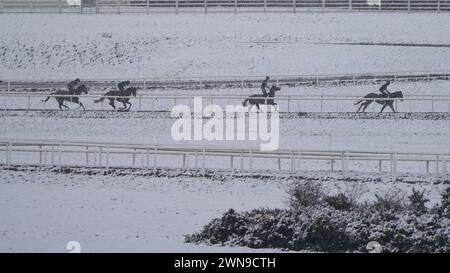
[261,79,269,96]
[118,81,130,92]
[67,79,80,94]
[379,82,391,95]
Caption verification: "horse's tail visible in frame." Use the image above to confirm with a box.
[242,99,248,106]
[94,97,105,103]
[354,100,363,105]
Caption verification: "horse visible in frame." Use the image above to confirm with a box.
[354,91,403,113]
[93,86,137,110]
[42,84,88,111]
[242,85,281,111]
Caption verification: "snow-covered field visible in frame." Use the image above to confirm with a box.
[1,12,449,253]
[0,166,446,252]
[1,13,450,80]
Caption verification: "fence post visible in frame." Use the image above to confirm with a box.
[27,95,31,111]
[290,151,295,172]
[58,143,62,167]
[249,150,253,171]
[147,0,150,15]
[29,0,33,13]
[51,145,55,165]
[86,146,89,166]
[349,0,352,11]
[175,0,178,14]
[436,155,440,174]
[277,157,281,171]
[106,146,110,170]
[297,151,301,170]
[407,0,410,13]
[97,0,100,14]
[117,0,120,14]
[293,0,296,13]
[39,145,42,166]
[98,146,103,167]
[234,0,237,13]
[204,0,207,13]
[391,153,397,181]
[202,149,206,174]
[0,0,3,14]
[59,0,62,13]
[322,0,325,10]
[264,0,267,12]
[6,141,11,165]
[379,0,381,11]
[438,0,441,12]
[132,148,136,167]
[153,147,158,170]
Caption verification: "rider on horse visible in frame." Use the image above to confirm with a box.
[261,76,270,97]
[67,78,81,94]
[118,80,131,92]
[379,80,391,97]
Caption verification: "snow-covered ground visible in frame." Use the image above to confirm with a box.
[1,12,449,253]
[1,13,450,80]
[0,166,445,252]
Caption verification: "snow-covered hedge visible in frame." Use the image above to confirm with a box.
[185,182,450,252]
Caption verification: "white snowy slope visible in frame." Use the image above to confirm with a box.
[1,13,450,80]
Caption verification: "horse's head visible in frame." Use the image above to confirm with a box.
[394,91,403,101]
[77,84,88,94]
[270,85,281,92]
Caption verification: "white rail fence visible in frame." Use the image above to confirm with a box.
[1,93,450,112]
[1,70,450,92]
[0,0,449,13]
[0,139,448,179]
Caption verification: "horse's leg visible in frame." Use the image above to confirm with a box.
[380,103,387,113]
[79,102,85,111]
[362,102,371,113]
[127,102,132,110]
[388,103,396,113]
[356,102,363,113]
[108,98,116,109]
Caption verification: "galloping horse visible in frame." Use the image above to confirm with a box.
[242,85,281,111]
[94,86,138,110]
[42,84,88,111]
[355,91,403,113]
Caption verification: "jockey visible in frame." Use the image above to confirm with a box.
[67,78,80,94]
[379,80,391,96]
[261,76,270,97]
[118,80,131,92]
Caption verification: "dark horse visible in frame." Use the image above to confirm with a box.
[93,86,137,110]
[242,85,281,110]
[355,91,403,113]
[43,84,88,110]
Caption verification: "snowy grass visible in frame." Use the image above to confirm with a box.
[1,13,450,80]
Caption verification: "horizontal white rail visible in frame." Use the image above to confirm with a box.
[2,70,450,91]
[0,0,449,13]
[0,139,448,179]
[1,92,450,113]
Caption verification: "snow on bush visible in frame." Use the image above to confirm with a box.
[185,182,450,252]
